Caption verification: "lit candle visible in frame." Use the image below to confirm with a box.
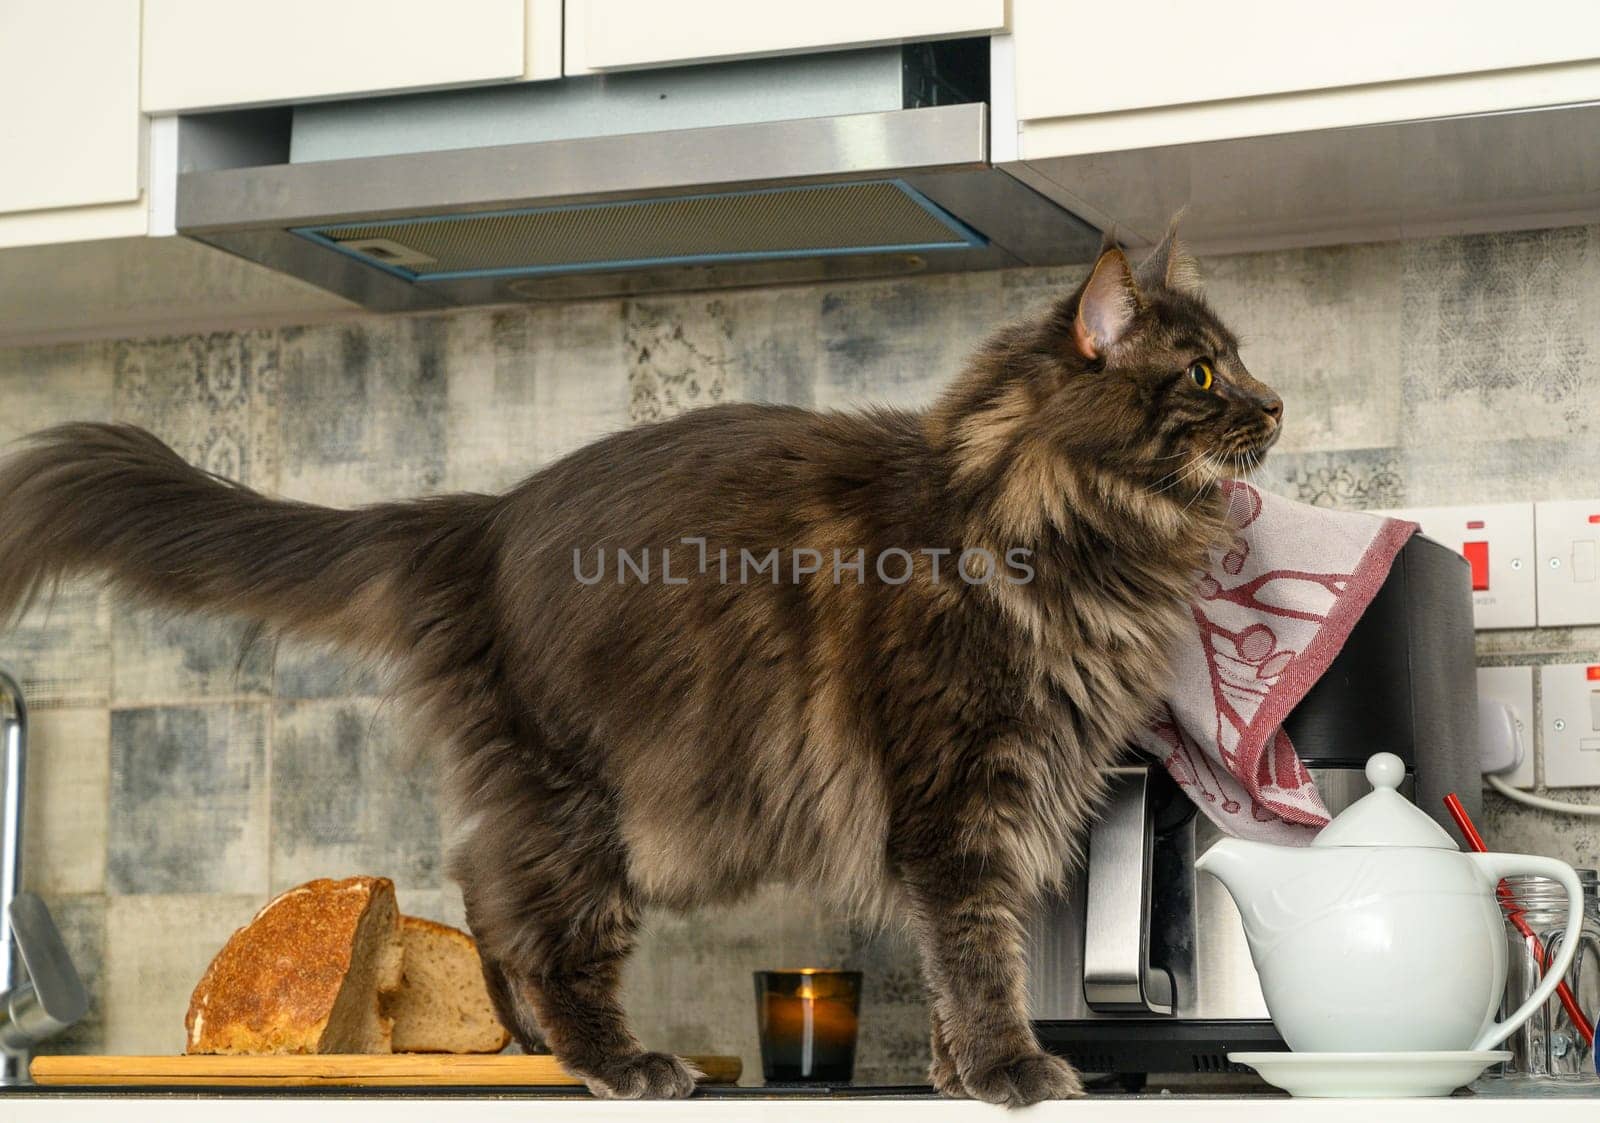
[754,969,862,1084]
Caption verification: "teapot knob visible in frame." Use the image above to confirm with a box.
[1366,752,1406,791]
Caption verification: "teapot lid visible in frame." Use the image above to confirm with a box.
[1310,753,1458,849]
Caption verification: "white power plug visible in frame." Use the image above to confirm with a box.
[1478,697,1525,776]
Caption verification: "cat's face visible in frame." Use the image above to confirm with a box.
[1054,229,1283,488]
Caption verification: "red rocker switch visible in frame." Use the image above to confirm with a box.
[1463,541,1490,591]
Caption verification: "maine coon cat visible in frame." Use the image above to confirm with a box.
[0,226,1280,1105]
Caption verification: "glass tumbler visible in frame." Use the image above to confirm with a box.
[1496,869,1600,1083]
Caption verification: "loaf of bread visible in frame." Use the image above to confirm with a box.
[387,916,511,1054]
[185,876,403,1054]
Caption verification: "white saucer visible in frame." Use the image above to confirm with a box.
[1229,1051,1511,1098]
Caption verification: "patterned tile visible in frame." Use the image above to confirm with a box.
[107,705,269,895]
[277,317,449,505]
[816,272,1002,412]
[269,698,441,893]
[113,330,280,490]
[626,297,735,423]
[23,708,110,897]
[27,894,107,1056]
[1400,227,1592,446]
[1259,448,1406,511]
[111,332,280,706]
[102,893,260,1055]
[448,301,628,491]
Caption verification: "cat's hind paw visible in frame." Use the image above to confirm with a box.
[961,1051,1084,1106]
[582,1051,702,1099]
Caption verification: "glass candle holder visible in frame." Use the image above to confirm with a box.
[753,969,862,1084]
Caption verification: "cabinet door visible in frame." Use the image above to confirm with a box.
[567,0,1004,74]
[142,0,533,113]
[0,0,142,215]
[1014,0,1600,123]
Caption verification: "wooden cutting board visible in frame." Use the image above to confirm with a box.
[31,1053,743,1088]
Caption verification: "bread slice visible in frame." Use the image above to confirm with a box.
[387,916,511,1054]
[186,876,403,1054]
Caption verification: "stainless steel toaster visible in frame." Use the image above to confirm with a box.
[1026,534,1481,1077]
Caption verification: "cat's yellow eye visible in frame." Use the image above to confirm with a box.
[1188,360,1215,391]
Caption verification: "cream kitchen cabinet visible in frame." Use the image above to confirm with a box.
[1002,0,1600,252]
[0,0,144,244]
[564,0,1004,74]
[141,0,562,114]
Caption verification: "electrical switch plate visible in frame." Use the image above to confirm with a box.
[1477,665,1535,788]
[1539,663,1600,789]
[1535,499,1600,627]
[1376,503,1536,630]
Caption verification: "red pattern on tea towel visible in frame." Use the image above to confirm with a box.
[1134,483,1418,844]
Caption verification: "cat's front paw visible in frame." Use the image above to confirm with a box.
[930,1051,969,1098]
[582,1051,702,1099]
[962,1050,1084,1106]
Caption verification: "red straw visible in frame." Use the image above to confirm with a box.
[1443,792,1593,1046]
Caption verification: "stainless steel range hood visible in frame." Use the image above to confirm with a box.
[174,47,1099,310]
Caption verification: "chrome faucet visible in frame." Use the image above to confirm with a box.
[1,665,87,1085]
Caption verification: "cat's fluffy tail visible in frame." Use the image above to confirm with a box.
[0,422,490,659]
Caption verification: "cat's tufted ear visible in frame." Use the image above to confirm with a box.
[1136,213,1203,297]
[1072,248,1142,360]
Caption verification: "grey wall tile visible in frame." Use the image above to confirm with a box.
[108,705,268,895]
[28,894,107,1055]
[1208,242,1405,454]
[624,884,841,1081]
[999,264,1085,325]
[0,340,115,444]
[832,925,930,1086]
[0,345,117,710]
[1400,227,1592,447]
[111,609,272,706]
[269,698,440,893]
[278,317,449,505]
[271,638,385,701]
[8,583,111,710]
[23,708,110,897]
[103,893,260,1055]
[396,883,468,931]
[718,287,822,409]
[447,302,628,492]
[817,272,1002,411]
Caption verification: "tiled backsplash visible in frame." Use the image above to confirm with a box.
[5,223,1599,1079]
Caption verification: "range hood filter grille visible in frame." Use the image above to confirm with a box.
[293,179,985,283]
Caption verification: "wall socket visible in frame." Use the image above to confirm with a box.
[1377,503,1537,629]
[1540,662,1600,789]
[1536,499,1600,627]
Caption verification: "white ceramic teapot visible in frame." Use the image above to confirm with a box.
[1196,752,1583,1053]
